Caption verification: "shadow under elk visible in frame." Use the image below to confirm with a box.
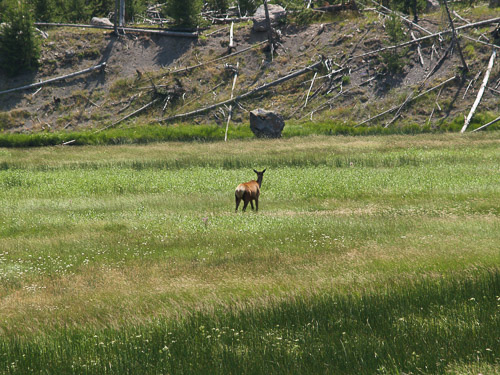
[235,169,266,212]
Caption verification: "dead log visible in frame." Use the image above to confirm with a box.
[411,31,424,66]
[0,62,106,96]
[463,71,482,99]
[225,62,239,142]
[471,115,500,132]
[460,34,500,49]
[35,22,198,37]
[384,42,452,127]
[207,16,252,24]
[348,17,500,62]
[164,41,266,76]
[355,75,457,127]
[118,94,139,113]
[461,49,496,133]
[160,60,323,123]
[366,0,436,38]
[453,11,490,41]
[304,72,318,108]
[302,75,377,121]
[313,2,357,11]
[426,85,444,125]
[97,98,160,132]
[228,22,235,52]
[263,0,275,59]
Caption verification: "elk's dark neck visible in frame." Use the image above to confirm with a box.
[257,175,263,188]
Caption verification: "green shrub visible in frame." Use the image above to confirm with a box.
[379,14,408,73]
[29,0,55,21]
[292,7,319,25]
[206,0,229,15]
[237,0,257,16]
[165,0,202,27]
[125,0,146,22]
[88,0,114,18]
[0,0,40,76]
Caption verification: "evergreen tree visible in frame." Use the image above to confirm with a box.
[207,0,229,15]
[380,14,408,73]
[29,0,55,22]
[0,0,40,76]
[165,0,202,27]
[238,0,257,16]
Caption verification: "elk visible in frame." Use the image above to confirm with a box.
[235,169,266,212]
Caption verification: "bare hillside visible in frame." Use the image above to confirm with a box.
[0,5,499,133]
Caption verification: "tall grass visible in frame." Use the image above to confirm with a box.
[0,111,498,147]
[0,133,498,373]
[1,270,498,374]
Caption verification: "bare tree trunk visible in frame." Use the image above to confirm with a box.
[114,0,119,34]
[119,0,125,26]
[490,0,500,8]
[225,62,239,142]
[263,0,274,57]
[442,0,468,73]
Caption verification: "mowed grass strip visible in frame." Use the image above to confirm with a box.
[0,133,498,373]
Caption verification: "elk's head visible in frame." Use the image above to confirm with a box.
[253,169,266,186]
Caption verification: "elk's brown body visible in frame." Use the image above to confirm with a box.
[235,169,266,212]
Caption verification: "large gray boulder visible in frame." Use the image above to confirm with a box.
[250,109,285,138]
[426,0,440,11]
[252,4,286,32]
[91,17,114,27]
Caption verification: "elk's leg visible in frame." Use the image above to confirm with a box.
[242,199,249,212]
[250,200,254,210]
[255,197,259,212]
[235,195,241,212]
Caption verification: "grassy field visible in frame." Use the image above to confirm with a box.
[0,132,499,374]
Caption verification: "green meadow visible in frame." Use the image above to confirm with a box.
[0,133,499,374]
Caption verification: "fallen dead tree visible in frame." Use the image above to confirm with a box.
[206,16,252,24]
[34,22,198,37]
[348,17,500,62]
[96,98,160,132]
[384,42,453,127]
[164,41,266,76]
[471,115,500,132]
[299,74,377,121]
[364,0,439,40]
[461,49,497,133]
[159,59,323,123]
[312,2,358,12]
[0,62,106,96]
[355,75,458,127]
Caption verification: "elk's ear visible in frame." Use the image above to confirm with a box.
[262,169,266,173]
[253,169,258,174]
